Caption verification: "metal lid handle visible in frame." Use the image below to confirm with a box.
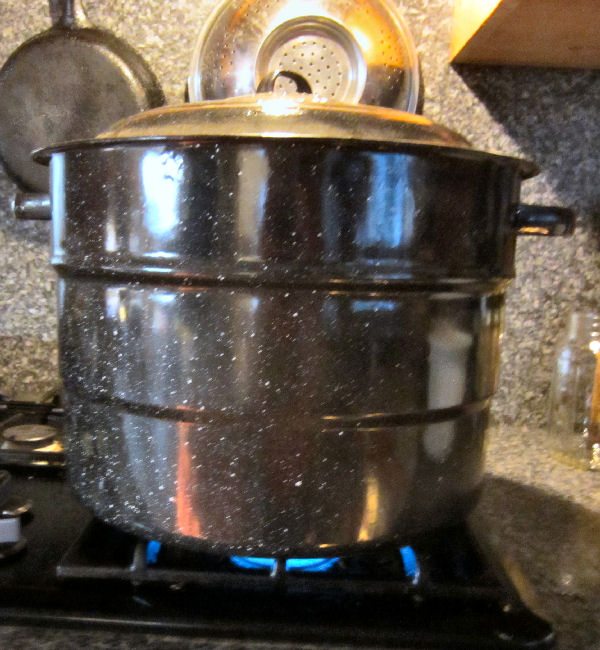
[256,70,313,94]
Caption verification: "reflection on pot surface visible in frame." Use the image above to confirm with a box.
[62,280,497,554]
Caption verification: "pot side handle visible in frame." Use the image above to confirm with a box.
[11,194,577,236]
[512,204,575,236]
[12,192,51,220]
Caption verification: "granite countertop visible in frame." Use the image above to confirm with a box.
[477,425,600,650]
[0,425,597,650]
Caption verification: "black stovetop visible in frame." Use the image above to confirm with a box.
[0,398,555,649]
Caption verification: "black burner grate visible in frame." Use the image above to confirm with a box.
[51,518,556,649]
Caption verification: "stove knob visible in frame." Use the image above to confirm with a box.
[0,515,26,560]
[0,470,27,560]
[0,516,21,543]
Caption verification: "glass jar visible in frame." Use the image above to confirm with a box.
[549,311,600,470]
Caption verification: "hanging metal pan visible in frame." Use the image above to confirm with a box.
[0,0,165,192]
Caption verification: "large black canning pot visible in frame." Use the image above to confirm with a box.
[29,94,573,556]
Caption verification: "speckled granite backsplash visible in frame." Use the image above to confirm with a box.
[0,0,598,424]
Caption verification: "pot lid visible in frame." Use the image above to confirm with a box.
[34,92,538,177]
[93,93,470,148]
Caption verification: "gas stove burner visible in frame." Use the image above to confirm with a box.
[227,547,420,579]
[229,555,340,573]
[0,399,65,466]
[3,424,56,446]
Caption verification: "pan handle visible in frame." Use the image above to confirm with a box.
[49,0,92,29]
[12,193,51,221]
[512,204,575,236]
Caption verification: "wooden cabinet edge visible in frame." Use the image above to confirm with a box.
[450,0,600,69]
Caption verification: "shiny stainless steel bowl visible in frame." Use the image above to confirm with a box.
[188,0,420,111]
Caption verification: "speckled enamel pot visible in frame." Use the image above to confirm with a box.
[32,96,573,555]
